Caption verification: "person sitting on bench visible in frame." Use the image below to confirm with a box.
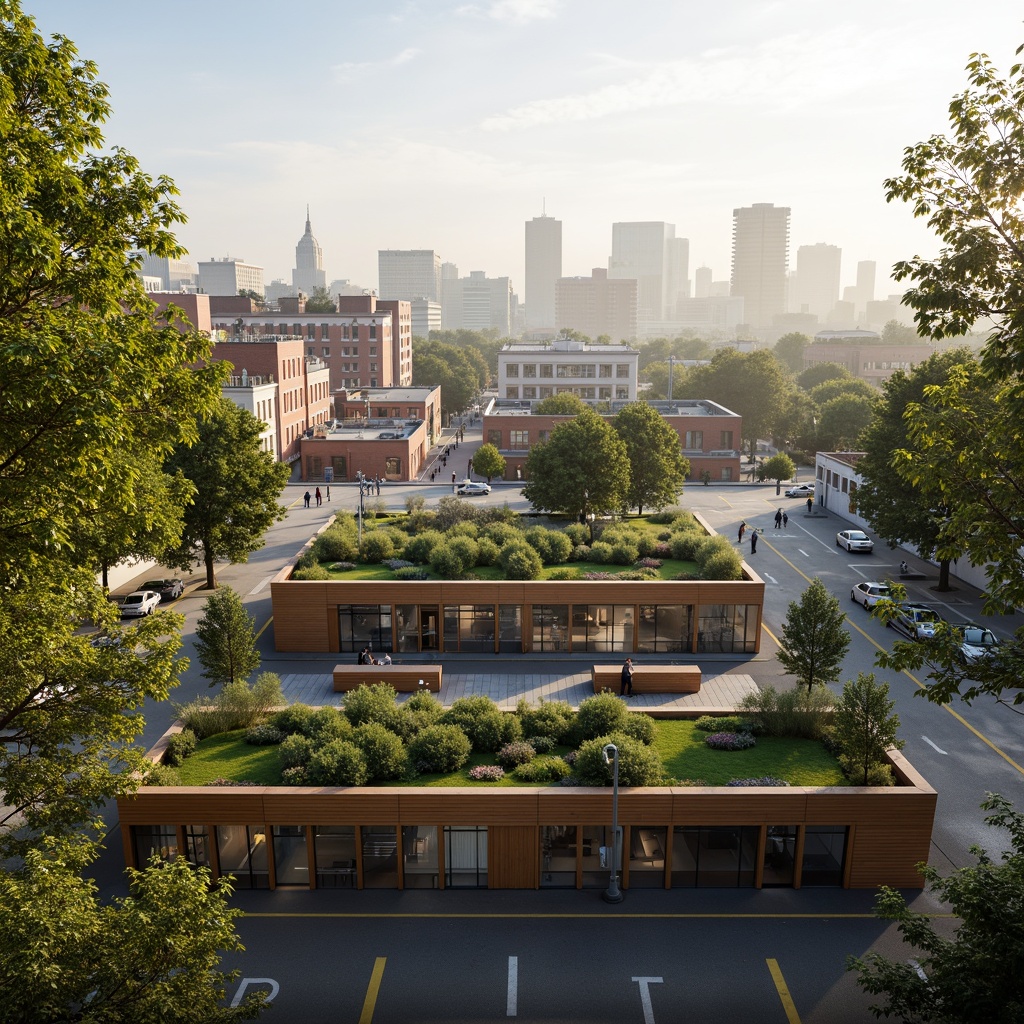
[899,560,909,575]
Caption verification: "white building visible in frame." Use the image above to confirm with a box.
[292,208,326,296]
[378,250,442,302]
[134,253,198,292]
[410,297,441,339]
[222,373,279,458]
[792,243,841,321]
[199,257,265,298]
[443,270,513,335]
[525,212,562,331]
[497,337,638,403]
[608,221,689,324]
[730,203,790,327]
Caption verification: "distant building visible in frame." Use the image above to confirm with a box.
[524,211,562,331]
[148,293,212,334]
[804,330,935,385]
[555,268,637,343]
[693,265,712,299]
[853,260,876,318]
[265,279,296,303]
[608,222,688,323]
[731,203,790,328]
[865,295,916,330]
[134,253,198,292]
[378,250,442,302]
[442,270,513,335]
[223,373,279,457]
[410,298,442,339]
[199,257,264,298]
[329,279,372,298]
[674,296,745,334]
[292,208,326,296]
[792,243,841,321]
[374,298,413,386]
[497,337,638,403]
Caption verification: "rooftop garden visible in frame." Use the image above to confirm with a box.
[290,499,743,583]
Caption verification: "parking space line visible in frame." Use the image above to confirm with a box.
[631,976,663,1024]
[358,957,387,1024]
[766,959,801,1024]
[507,955,517,1016]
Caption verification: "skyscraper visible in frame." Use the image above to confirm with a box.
[730,203,791,327]
[292,207,326,296]
[378,250,442,302]
[608,222,687,322]
[792,242,841,320]
[854,260,876,316]
[524,211,562,330]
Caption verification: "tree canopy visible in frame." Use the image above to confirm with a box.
[777,578,851,691]
[194,586,261,687]
[471,442,506,483]
[304,285,336,312]
[613,402,689,513]
[533,392,588,416]
[773,331,810,374]
[411,340,485,417]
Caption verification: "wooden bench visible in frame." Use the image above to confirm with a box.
[591,664,701,694]
[898,572,927,581]
[332,665,442,693]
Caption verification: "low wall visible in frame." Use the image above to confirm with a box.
[593,664,701,693]
[333,665,442,692]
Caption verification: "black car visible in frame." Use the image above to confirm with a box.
[141,578,184,601]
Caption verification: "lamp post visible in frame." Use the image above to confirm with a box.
[602,743,624,903]
[356,470,365,546]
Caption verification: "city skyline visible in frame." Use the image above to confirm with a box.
[28,1,1024,305]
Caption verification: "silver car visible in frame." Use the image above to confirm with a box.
[837,529,874,553]
[890,602,942,640]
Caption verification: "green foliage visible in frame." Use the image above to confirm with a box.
[144,763,183,787]
[610,540,640,565]
[472,442,506,482]
[173,673,283,740]
[411,340,483,417]
[512,756,572,783]
[777,578,852,690]
[360,531,395,563]
[574,734,665,786]
[548,567,581,580]
[404,529,445,564]
[193,585,261,687]
[303,706,352,742]
[572,691,628,743]
[498,541,543,580]
[563,522,589,545]
[279,733,314,770]
[430,541,467,579]
[516,698,574,742]
[304,285,336,313]
[293,563,330,580]
[484,520,522,545]
[476,536,500,566]
[527,735,556,754]
[244,724,285,746]
[306,739,368,786]
[588,541,613,564]
[698,546,744,580]
[163,729,198,767]
[341,683,402,729]
[0,845,262,1024]
[313,519,360,561]
[525,527,573,565]
[618,713,656,745]
[670,531,703,561]
[774,332,810,374]
[797,362,851,391]
[849,794,1024,1024]
[447,535,479,570]
[614,401,690,513]
[272,703,317,736]
[434,494,479,531]
[495,740,536,769]
[352,722,408,781]
[440,696,520,752]
[831,673,902,785]
[738,684,835,739]
[533,392,589,415]
[407,724,472,773]
[757,452,795,483]
[694,715,751,733]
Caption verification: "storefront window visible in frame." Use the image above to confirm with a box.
[532,605,568,652]
[637,605,693,653]
[184,825,210,868]
[216,825,269,889]
[272,825,309,886]
[574,604,634,652]
[541,825,577,887]
[444,825,488,888]
[671,826,758,887]
[628,826,667,888]
[581,825,615,888]
[338,604,392,653]
[443,605,495,653]
[361,825,399,888]
[498,605,522,653]
[396,605,419,652]
[801,826,847,886]
[314,825,356,888]
[764,826,798,886]
[697,604,758,653]
[402,825,439,889]
[132,824,178,867]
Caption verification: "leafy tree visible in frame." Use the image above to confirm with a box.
[855,349,979,592]
[776,578,851,691]
[533,392,589,415]
[808,376,878,406]
[815,393,875,450]
[304,285,336,312]
[774,331,810,374]
[0,844,264,1024]
[472,442,506,482]
[412,340,483,417]
[0,4,225,569]
[796,362,852,392]
[164,398,290,589]
[831,673,903,785]
[848,793,1024,1024]
[613,402,689,513]
[881,318,920,345]
[757,452,796,488]
[523,410,630,523]
[193,585,260,687]
[0,568,183,859]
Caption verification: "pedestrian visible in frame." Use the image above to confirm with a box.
[738,522,746,544]
[358,646,368,665]
[430,469,435,482]
[452,471,456,488]
[303,490,311,508]
[620,656,634,697]
[806,496,813,515]
[468,459,473,476]
[750,529,758,554]
[774,508,783,530]
[315,487,322,507]
[375,477,381,496]
[326,484,331,501]
[443,456,447,467]
[782,511,789,529]
[381,652,392,665]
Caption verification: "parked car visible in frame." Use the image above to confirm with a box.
[784,483,815,498]
[141,578,184,601]
[851,582,891,609]
[836,529,874,553]
[890,602,942,640]
[948,622,1001,666]
[455,480,491,496]
[119,590,161,617]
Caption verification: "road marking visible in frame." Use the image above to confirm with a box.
[231,978,279,1007]
[763,573,779,585]
[798,548,810,558]
[766,959,801,1024]
[507,956,517,1016]
[632,977,663,1024]
[249,575,275,595]
[254,616,273,641]
[908,958,928,981]
[922,736,948,755]
[358,957,387,1024]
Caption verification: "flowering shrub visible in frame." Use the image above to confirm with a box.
[705,731,757,751]
[635,557,663,569]
[468,764,505,781]
[652,542,673,559]
[383,558,415,570]
[245,724,285,746]
[727,776,790,787]
[329,562,358,571]
[495,740,536,769]
[394,567,430,580]
[528,735,556,754]
[581,571,616,580]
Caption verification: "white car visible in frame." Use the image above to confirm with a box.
[784,483,815,498]
[120,590,161,617]
[836,529,874,553]
[851,582,891,609]
[455,480,491,496]
[890,602,942,640]
[950,623,1001,666]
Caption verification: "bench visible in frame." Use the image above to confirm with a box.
[898,572,927,581]
[591,664,701,694]
[332,665,442,693]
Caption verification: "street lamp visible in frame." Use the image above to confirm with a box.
[356,470,365,546]
[601,743,624,903]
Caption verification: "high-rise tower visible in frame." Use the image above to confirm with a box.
[792,242,841,320]
[525,210,562,331]
[730,203,791,327]
[608,222,687,322]
[378,250,443,303]
[292,207,326,296]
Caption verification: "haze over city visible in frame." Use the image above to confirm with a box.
[30,1,1024,299]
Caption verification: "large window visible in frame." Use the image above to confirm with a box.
[539,364,553,378]
[338,604,392,653]
[697,604,758,653]
[509,430,529,450]
[506,363,519,377]
[396,605,419,652]
[445,825,487,888]
[541,825,577,887]
[216,825,269,889]
[581,825,616,888]
[801,826,847,886]
[272,825,309,886]
[444,605,495,653]
[498,605,522,653]
[670,826,758,887]
[362,825,399,888]
[628,826,667,888]
[599,364,612,378]
[314,825,357,888]
[532,605,568,652]
[763,825,798,886]
[615,364,630,378]
[402,825,439,889]
[184,825,211,868]
[684,430,704,450]
[637,605,693,652]
[522,363,536,377]
[488,429,502,446]
[132,825,178,867]
[573,604,634,652]
[720,430,734,448]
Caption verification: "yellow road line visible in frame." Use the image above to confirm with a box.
[766,959,802,1024]
[254,616,273,641]
[358,957,387,1024]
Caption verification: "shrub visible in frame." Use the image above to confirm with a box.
[727,776,791,787]
[670,532,703,561]
[404,529,445,564]
[525,527,570,565]
[840,760,894,786]
[570,544,591,562]
[610,541,640,565]
[293,563,330,580]
[652,542,673,559]
[669,510,700,532]
[272,703,317,735]
[245,724,285,746]
[495,740,536,769]
[279,733,314,769]
[447,535,479,570]
[635,533,656,558]
[739,684,834,739]
[294,550,316,571]
[516,698,574,742]
[282,766,308,786]
[705,731,757,750]
[547,567,581,580]
[394,566,430,580]
[304,706,353,742]
[563,522,588,546]
[360,531,395,564]
[330,562,358,572]
[407,724,472,773]
[306,739,368,786]
[618,713,655,745]
[513,756,572,783]
[342,683,402,730]
[468,764,505,781]
[405,494,426,514]
[484,521,521,547]
[501,543,543,580]
[698,547,743,581]
[352,722,408,781]
[434,494,478,531]
[441,696,520,752]
[574,734,665,786]
[694,714,751,733]
[429,542,466,579]
[383,558,415,571]
[313,528,359,563]
[635,557,663,570]
[145,763,182,787]
[163,728,198,766]
[527,735,556,754]
[649,507,685,524]
[572,691,628,744]
[449,521,479,540]
[476,537,500,566]
[588,541,613,564]
[173,673,283,739]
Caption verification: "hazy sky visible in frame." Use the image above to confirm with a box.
[27,1,1024,302]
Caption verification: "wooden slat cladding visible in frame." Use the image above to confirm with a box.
[846,822,932,888]
[488,826,539,888]
[261,789,402,823]
[400,789,541,825]
[270,580,332,652]
[333,665,442,692]
[117,788,268,824]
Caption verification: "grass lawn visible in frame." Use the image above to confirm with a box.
[170,723,844,788]
[322,558,699,581]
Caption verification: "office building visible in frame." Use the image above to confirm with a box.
[292,208,326,296]
[410,298,441,339]
[792,243,841,320]
[134,253,198,292]
[442,270,513,335]
[199,257,265,298]
[496,336,639,403]
[608,222,688,322]
[378,250,442,302]
[555,268,637,343]
[524,212,562,330]
[730,203,790,327]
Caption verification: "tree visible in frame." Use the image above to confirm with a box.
[472,443,505,483]
[0,568,184,859]
[774,331,810,374]
[193,586,260,687]
[849,793,1024,1024]
[533,392,589,416]
[0,844,265,1023]
[757,453,796,489]
[523,409,630,523]
[815,393,876,450]
[831,673,903,785]
[411,341,483,418]
[0,3,225,570]
[164,399,290,589]
[796,362,852,392]
[881,318,920,345]
[855,349,979,592]
[776,578,851,691]
[613,403,690,513]
[808,376,878,406]
[304,285,336,313]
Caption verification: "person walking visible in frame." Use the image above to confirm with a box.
[315,487,322,507]
[782,511,789,529]
[738,522,746,544]
[303,490,311,508]
[620,657,634,697]
[806,496,813,515]
[452,471,457,490]
[750,529,758,555]
[774,508,783,530]
[375,477,381,496]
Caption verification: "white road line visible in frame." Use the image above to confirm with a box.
[763,573,779,585]
[249,575,276,595]
[507,956,517,1017]
[798,548,810,558]
[922,736,948,755]
[632,977,663,1024]
[908,959,928,981]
